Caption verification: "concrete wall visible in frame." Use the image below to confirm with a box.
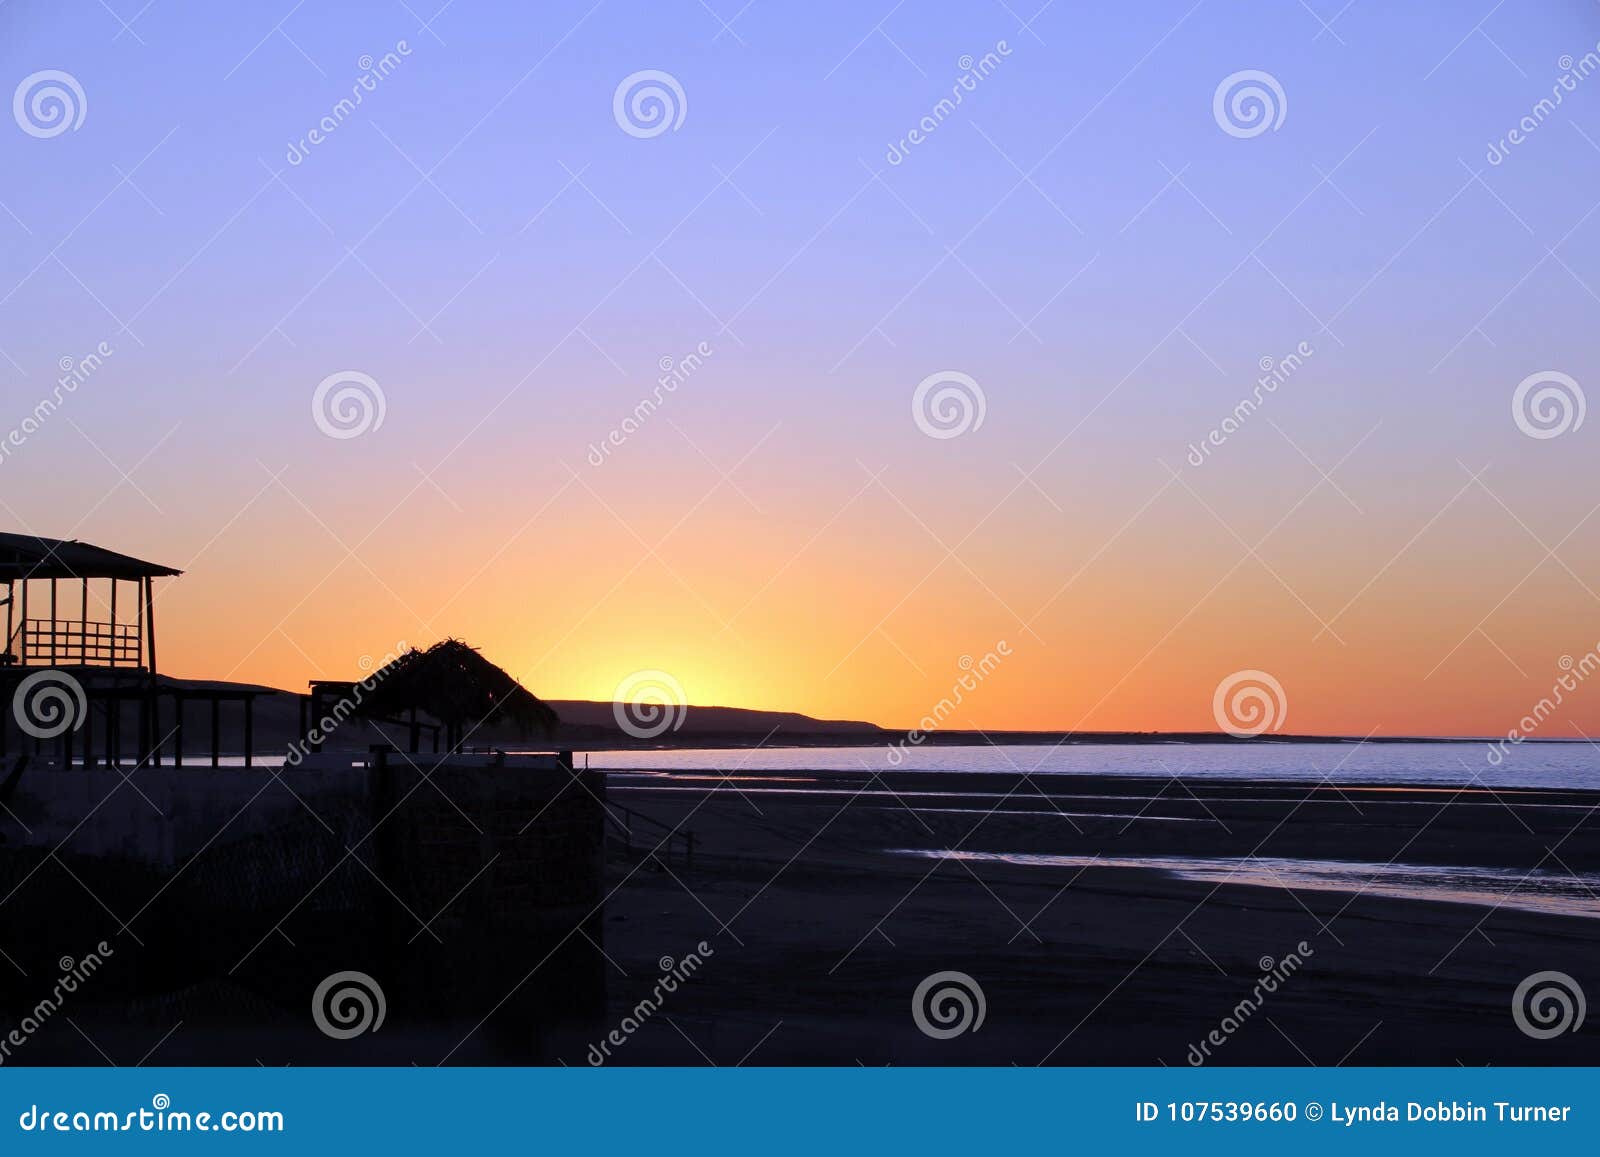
[0,753,607,1062]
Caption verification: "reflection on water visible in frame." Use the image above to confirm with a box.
[586,741,1600,791]
[864,805,1207,823]
[217,742,1600,790]
[891,848,1600,919]
[609,779,1210,820]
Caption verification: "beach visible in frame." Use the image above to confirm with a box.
[6,755,1597,1067]
[594,769,1600,1066]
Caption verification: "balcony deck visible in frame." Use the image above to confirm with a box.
[3,616,144,669]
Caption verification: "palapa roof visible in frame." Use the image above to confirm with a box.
[0,533,183,582]
[355,639,559,736]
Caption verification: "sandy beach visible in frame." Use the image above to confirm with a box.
[592,769,1600,1066]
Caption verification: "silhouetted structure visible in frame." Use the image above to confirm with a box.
[0,532,267,766]
[1,541,607,1062]
[314,638,559,753]
[1,532,178,669]
[2,532,174,766]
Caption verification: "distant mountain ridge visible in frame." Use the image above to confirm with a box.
[544,699,885,741]
[146,678,1493,752]
[149,680,890,753]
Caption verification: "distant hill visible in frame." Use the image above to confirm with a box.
[142,677,1485,756]
[543,700,887,747]
[147,679,889,755]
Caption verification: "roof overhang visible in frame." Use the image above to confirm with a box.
[0,533,183,582]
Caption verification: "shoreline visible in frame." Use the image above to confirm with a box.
[99,677,1586,751]
[575,731,1576,749]
[595,769,1600,1065]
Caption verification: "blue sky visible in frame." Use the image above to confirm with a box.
[4,0,1600,732]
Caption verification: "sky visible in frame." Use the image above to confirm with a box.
[4,0,1600,738]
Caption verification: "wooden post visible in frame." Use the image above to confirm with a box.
[80,578,87,664]
[244,697,254,768]
[108,580,116,668]
[81,690,92,767]
[173,694,183,768]
[138,695,150,769]
[144,577,158,676]
[308,686,325,753]
[142,578,159,768]
[368,746,404,954]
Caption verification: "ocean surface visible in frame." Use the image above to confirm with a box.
[892,849,1600,919]
[582,740,1600,790]
[590,741,1600,919]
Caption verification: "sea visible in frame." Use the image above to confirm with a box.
[580,740,1599,790]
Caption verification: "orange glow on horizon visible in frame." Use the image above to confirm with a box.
[139,463,1600,741]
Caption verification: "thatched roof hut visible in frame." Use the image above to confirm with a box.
[356,639,557,749]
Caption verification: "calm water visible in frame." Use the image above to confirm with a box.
[582,741,1600,790]
[892,849,1600,920]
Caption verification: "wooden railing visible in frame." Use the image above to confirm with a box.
[605,802,696,870]
[5,618,141,667]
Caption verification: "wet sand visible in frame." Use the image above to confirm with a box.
[593,770,1600,1066]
